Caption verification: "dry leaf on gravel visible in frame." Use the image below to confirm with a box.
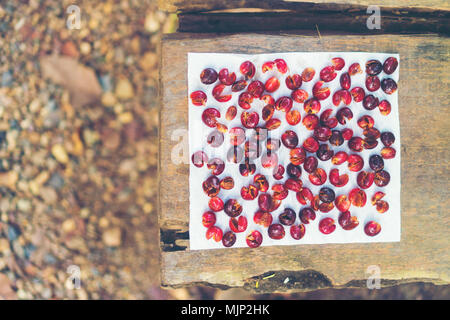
[0,274,17,300]
[40,55,102,108]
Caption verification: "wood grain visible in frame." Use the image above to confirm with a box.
[159,33,450,291]
[177,11,449,34]
[158,0,450,13]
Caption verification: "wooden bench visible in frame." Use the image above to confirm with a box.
[158,1,450,292]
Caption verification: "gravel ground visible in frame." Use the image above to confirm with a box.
[0,0,447,300]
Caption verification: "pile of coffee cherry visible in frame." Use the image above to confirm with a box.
[191,56,398,248]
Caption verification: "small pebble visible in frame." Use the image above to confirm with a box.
[1,70,13,87]
[40,186,58,204]
[7,225,21,241]
[51,144,69,164]
[115,78,134,100]
[62,219,76,234]
[102,227,121,247]
[48,173,64,190]
[0,238,10,254]
[0,171,18,189]
[80,42,91,55]
[101,91,116,107]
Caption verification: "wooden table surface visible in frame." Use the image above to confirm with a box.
[159,33,449,291]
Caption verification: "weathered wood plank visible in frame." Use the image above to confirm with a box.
[158,0,450,13]
[177,11,449,34]
[159,33,450,291]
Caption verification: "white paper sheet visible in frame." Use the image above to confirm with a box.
[188,52,400,250]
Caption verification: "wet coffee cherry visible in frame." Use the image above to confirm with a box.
[340,72,351,90]
[350,87,365,102]
[319,187,335,203]
[220,177,234,190]
[303,137,320,153]
[369,155,384,172]
[224,199,243,217]
[218,68,236,85]
[348,188,367,207]
[291,89,308,103]
[316,144,334,161]
[374,170,391,187]
[258,194,273,212]
[320,66,337,82]
[331,151,348,165]
[192,150,208,168]
[286,109,301,125]
[229,216,248,233]
[347,154,364,172]
[362,94,379,110]
[329,168,349,187]
[314,126,332,142]
[285,178,302,192]
[281,130,299,149]
[207,158,225,175]
[348,62,362,76]
[286,163,302,178]
[246,230,263,248]
[222,231,236,247]
[366,59,383,76]
[202,211,216,228]
[364,221,381,237]
[272,164,285,180]
[381,147,396,159]
[383,57,398,75]
[206,226,223,242]
[338,211,359,230]
[254,174,269,192]
[381,78,398,94]
[303,114,319,131]
[207,130,224,148]
[319,218,336,235]
[357,171,375,189]
[301,67,315,82]
[275,96,293,112]
[365,76,381,92]
[285,74,302,90]
[303,156,318,173]
[296,188,313,205]
[335,195,351,212]
[279,208,296,226]
[202,176,220,197]
[309,168,327,185]
[341,128,353,140]
[200,68,218,84]
[290,224,306,240]
[378,100,391,115]
[299,207,316,224]
[381,132,395,147]
[329,130,344,146]
[190,91,207,106]
[231,80,247,92]
[290,148,306,165]
[240,61,256,79]
[268,223,285,240]
[331,57,345,70]
[254,210,273,227]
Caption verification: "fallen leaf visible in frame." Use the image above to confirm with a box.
[40,55,102,108]
[0,274,17,300]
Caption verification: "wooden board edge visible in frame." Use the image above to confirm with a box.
[158,0,450,14]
